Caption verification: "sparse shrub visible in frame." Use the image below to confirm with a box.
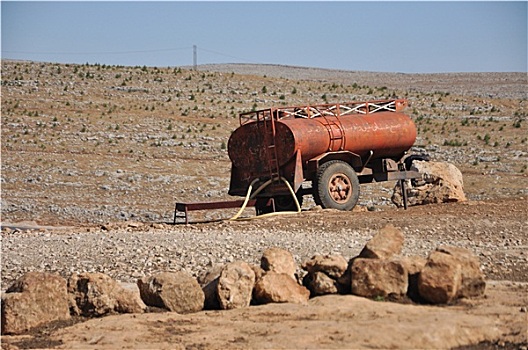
[443,139,466,147]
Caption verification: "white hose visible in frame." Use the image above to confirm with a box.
[228,177,301,221]
[229,178,260,221]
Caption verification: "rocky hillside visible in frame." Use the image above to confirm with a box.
[196,63,527,99]
[1,60,527,350]
[1,60,526,224]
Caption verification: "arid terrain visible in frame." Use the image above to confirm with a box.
[1,60,527,349]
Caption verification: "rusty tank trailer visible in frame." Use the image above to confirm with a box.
[227,99,424,214]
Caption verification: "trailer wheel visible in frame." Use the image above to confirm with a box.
[314,160,360,211]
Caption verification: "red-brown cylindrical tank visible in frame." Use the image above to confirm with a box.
[228,111,416,172]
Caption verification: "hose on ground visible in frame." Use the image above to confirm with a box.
[228,177,301,221]
[229,177,262,221]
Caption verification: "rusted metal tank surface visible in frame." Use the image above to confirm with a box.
[228,111,417,173]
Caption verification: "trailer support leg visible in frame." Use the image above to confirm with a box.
[400,179,408,210]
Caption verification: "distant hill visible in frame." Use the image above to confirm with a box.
[191,63,526,99]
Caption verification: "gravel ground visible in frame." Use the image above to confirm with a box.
[1,61,526,290]
[2,197,526,290]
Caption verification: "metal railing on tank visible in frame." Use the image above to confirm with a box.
[239,99,407,125]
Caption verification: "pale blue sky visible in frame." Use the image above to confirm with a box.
[2,1,527,73]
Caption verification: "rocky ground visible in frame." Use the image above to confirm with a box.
[1,60,527,349]
[2,197,527,289]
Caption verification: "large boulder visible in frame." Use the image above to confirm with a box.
[69,272,145,316]
[216,261,256,310]
[418,251,462,304]
[422,246,486,301]
[137,272,204,313]
[199,263,266,310]
[261,247,297,281]
[2,272,70,335]
[435,246,486,298]
[253,272,310,305]
[392,161,467,207]
[350,258,408,299]
[359,225,405,260]
[302,255,349,296]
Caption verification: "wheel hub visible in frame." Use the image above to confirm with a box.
[328,173,351,203]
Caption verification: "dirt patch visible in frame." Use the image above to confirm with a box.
[1,281,526,349]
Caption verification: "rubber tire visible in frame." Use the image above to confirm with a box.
[313,160,360,211]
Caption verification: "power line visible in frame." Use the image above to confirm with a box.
[197,47,252,63]
[2,45,255,65]
[2,46,192,56]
